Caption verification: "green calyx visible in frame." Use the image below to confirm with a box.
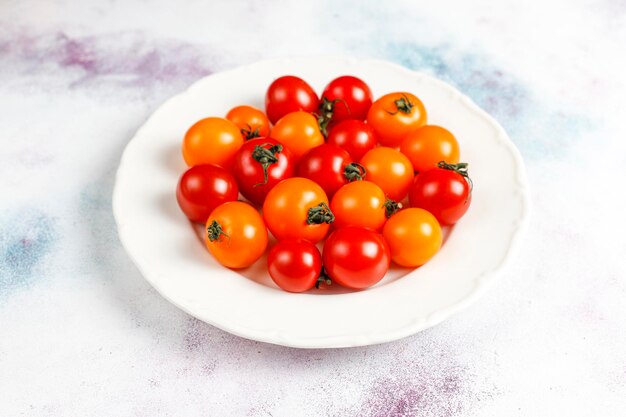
[437,161,473,193]
[383,199,402,218]
[207,220,229,242]
[252,143,283,187]
[387,94,414,115]
[241,124,261,140]
[343,162,367,182]
[315,267,333,289]
[306,202,335,225]
[316,97,349,137]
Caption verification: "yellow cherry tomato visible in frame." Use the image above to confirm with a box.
[226,105,271,140]
[205,201,268,269]
[382,208,442,267]
[400,125,460,173]
[182,117,243,168]
[367,92,427,147]
[360,147,414,201]
[270,111,324,161]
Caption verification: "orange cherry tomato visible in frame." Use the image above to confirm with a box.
[360,147,414,201]
[400,125,460,173]
[263,177,332,243]
[182,117,243,168]
[330,181,396,231]
[226,105,271,140]
[270,111,324,161]
[205,201,268,269]
[366,92,427,147]
[382,208,442,267]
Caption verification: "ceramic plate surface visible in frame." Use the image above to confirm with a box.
[113,56,530,348]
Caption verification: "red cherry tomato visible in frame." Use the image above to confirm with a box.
[327,120,378,162]
[409,162,472,225]
[176,164,239,223]
[265,76,319,124]
[320,76,373,127]
[232,138,295,206]
[267,239,322,293]
[297,144,366,199]
[322,227,390,290]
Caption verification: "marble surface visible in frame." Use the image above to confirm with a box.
[1,1,625,415]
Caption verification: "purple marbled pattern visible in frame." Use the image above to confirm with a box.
[1,31,212,95]
[357,361,483,417]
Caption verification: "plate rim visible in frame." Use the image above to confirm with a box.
[112,55,531,348]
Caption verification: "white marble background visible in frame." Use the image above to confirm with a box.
[1,0,625,416]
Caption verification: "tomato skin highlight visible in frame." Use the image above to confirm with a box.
[262,177,332,244]
[205,201,268,269]
[321,76,373,124]
[409,166,472,225]
[382,208,442,267]
[400,125,460,173]
[330,181,388,231]
[232,138,295,206]
[265,76,319,124]
[176,164,239,224]
[182,117,244,168]
[297,144,356,199]
[327,120,378,162]
[360,147,414,202]
[226,105,271,140]
[270,111,325,162]
[367,92,427,148]
[268,239,322,293]
[322,227,390,290]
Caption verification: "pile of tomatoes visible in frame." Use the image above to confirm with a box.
[176,75,472,292]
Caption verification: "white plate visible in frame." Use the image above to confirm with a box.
[112,56,530,348]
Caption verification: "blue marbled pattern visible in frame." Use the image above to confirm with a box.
[0,209,56,295]
[381,42,594,159]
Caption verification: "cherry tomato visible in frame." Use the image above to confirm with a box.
[319,76,373,132]
[270,111,325,161]
[400,125,460,173]
[205,201,268,269]
[267,239,322,293]
[226,105,271,140]
[327,120,378,162]
[382,208,442,267]
[360,147,414,201]
[232,138,295,206]
[263,177,333,243]
[330,181,399,231]
[182,117,243,168]
[176,164,239,224]
[297,144,366,199]
[265,76,319,124]
[409,162,472,225]
[322,227,390,290]
[367,92,427,147]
